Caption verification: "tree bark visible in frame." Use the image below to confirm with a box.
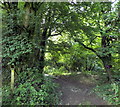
[100,55,112,82]
[100,33,113,82]
[38,28,48,73]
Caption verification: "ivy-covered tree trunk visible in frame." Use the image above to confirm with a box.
[23,3,51,74]
[38,28,48,73]
[5,2,19,96]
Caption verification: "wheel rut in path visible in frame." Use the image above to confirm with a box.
[54,74,108,105]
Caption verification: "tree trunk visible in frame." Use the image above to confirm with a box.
[100,20,113,81]
[100,56,112,82]
[38,28,48,73]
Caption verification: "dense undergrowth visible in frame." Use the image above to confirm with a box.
[93,72,120,105]
[94,82,120,105]
[2,71,60,105]
[84,70,120,105]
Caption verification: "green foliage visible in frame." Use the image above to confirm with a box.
[45,66,68,76]
[2,71,60,105]
[2,5,33,74]
[2,34,33,65]
[18,2,25,10]
[94,82,120,105]
[1,2,120,105]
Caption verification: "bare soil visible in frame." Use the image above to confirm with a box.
[53,74,108,105]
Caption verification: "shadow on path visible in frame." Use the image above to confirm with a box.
[54,74,108,105]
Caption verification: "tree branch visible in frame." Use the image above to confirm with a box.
[89,36,101,45]
[74,39,100,58]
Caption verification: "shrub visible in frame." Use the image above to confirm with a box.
[93,82,120,105]
[2,71,60,105]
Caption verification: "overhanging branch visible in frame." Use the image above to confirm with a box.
[74,39,100,58]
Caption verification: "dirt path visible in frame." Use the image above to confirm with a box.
[53,74,108,105]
